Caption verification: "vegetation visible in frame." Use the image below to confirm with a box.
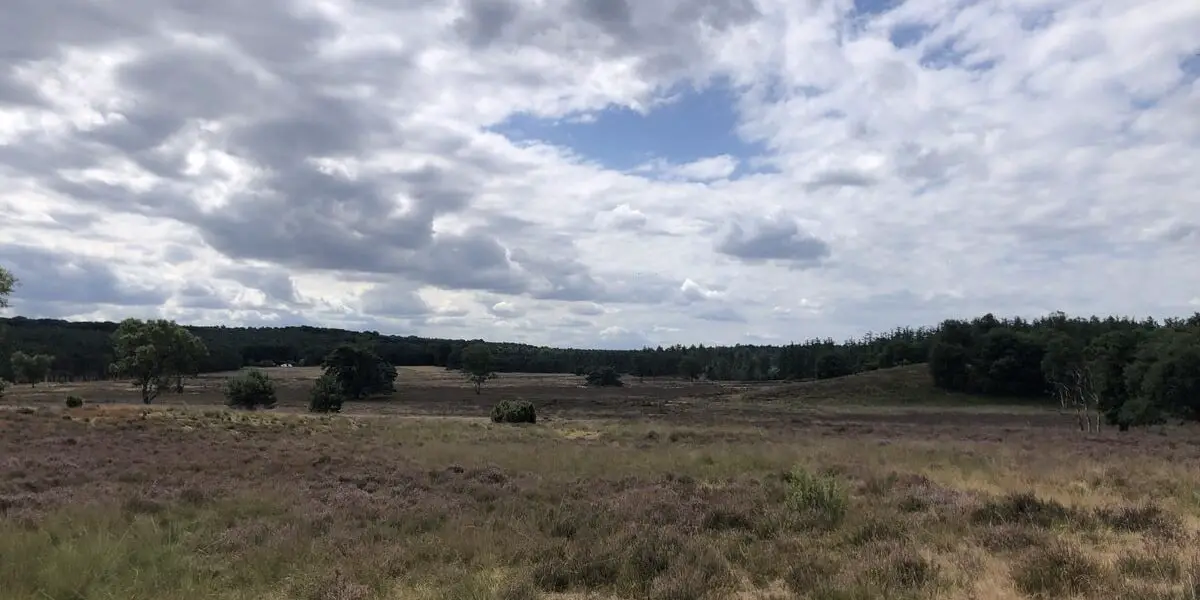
[319,344,397,400]
[2,398,1198,600]
[64,394,83,408]
[223,369,277,410]
[308,372,344,413]
[9,350,52,386]
[490,399,536,424]
[461,342,496,394]
[108,319,209,404]
[0,266,13,308]
[928,312,1200,428]
[584,366,624,387]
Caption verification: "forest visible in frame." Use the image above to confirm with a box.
[1,311,1198,427]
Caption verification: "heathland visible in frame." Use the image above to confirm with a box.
[3,364,1199,600]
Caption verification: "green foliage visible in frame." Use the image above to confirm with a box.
[584,366,624,387]
[320,344,396,400]
[109,319,209,404]
[461,343,496,394]
[65,395,84,408]
[490,399,536,424]
[10,350,53,386]
[308,372,344,413]
[927,312,1200,427]
[783,467,849,527]
[0,266,14,308]
[1126,329,1200,421]
[224,370,278,410]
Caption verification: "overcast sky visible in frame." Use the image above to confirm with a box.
[0,0,1197,349]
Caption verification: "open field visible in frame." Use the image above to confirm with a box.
[3,367,1200,599]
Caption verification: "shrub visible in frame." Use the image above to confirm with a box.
[64,395,84,408]
[491,399,536,424]
[971,491,1084,528]
[223,369,277,410]
[584,366,624,387]
[1013,541,1108,597]
[309,373,344,413]
[784,466,849,527]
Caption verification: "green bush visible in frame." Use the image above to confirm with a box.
[784,466,849,527]
[223,370,277,410]
[309,373,344,413]
[64,395,84,408]
[584,366,624,387]
[491,399,536,424]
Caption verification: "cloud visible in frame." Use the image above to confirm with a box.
[488,301,525,319]
[715,215,831,267]
[0,244,168,310]
[0,0,1197,347]
[636,154,740,181]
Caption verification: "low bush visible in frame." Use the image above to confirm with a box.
[223,370,277,410]
[64,395,84,408]
[784,466,849,527]
[491,399,536,424]
[309,373,344,413]
[971,491,1084,528]
[1013,541,1108,597]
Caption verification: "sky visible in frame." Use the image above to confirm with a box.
[0,0,1197,350]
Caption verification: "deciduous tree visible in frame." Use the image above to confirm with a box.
[320,344,397,400]
[461,343,496,394]
[10,350,53,387]
[110,319,209,404]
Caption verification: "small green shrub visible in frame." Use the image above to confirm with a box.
[309,373,344,413]
[223,369,277,410]
[491,399,536,424]
[64,395,84,408]
[784,466,849,527]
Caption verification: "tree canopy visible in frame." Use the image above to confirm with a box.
[109,318,209,404]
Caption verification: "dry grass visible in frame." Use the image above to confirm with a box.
[2,368,1200,599]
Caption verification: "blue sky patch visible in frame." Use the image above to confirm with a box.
[490,81,768,178]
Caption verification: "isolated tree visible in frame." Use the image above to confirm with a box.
[678,355,703,381]
[461,343,496,394]
[584,366,624,387]
[109,319,210,404]
[11,351,53,387]
[0,267,14,393]
[320,344,397,400]
[224,369,277,410]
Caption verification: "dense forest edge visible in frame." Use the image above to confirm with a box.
[1,311,1199,428]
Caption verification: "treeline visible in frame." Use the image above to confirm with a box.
[0,316,934,383]
[928,312,1200,426]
